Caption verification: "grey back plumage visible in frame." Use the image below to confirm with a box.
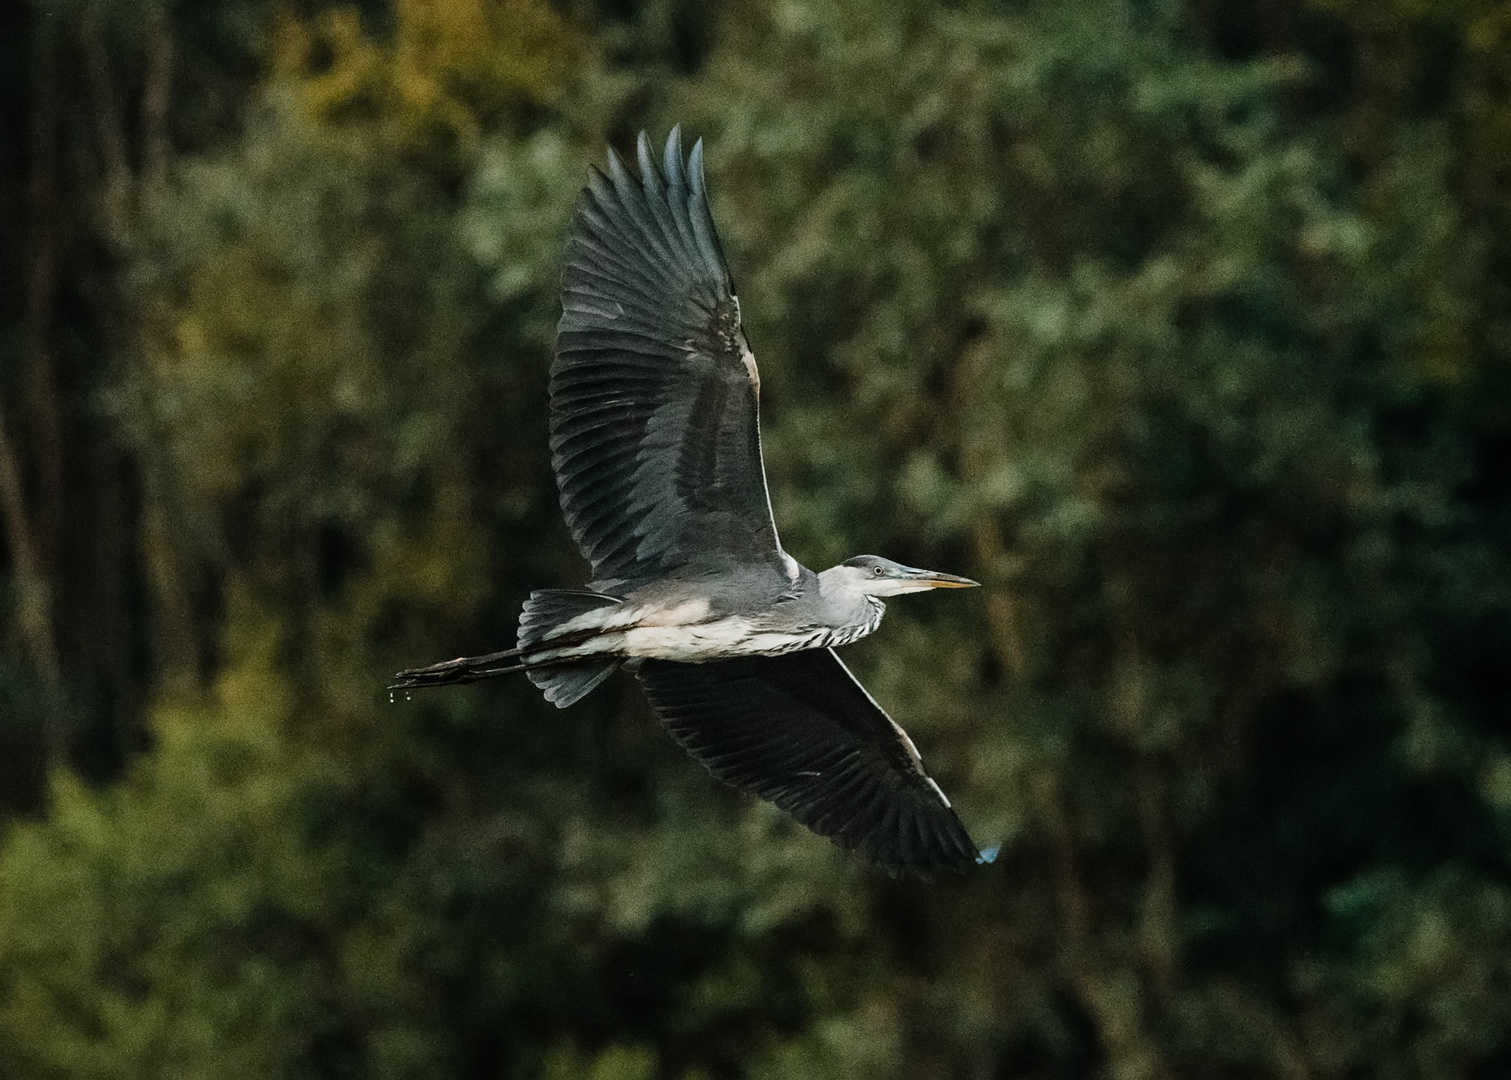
[553,128,788,590]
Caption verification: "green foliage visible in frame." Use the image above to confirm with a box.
[2,0,1510,1076]
[0,602,338,1079]
[271,0,581,160]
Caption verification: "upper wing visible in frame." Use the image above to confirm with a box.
[637,649,983,877]
[553,128,789,589]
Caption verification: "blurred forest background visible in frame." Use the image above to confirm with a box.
[2,0,1510,1076]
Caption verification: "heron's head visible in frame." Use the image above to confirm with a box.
[828,555,980,598]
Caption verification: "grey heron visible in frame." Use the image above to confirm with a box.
[395,128,988,876]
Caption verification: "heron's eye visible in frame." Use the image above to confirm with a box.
[872,565,884,576]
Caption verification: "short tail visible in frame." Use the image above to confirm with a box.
[518,590,623,708]
[389,589,625,706]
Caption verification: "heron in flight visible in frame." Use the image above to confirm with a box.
[395,129,988,876]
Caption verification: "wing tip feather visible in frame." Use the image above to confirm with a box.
[689,137,706,197]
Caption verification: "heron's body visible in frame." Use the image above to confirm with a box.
[523,566,881,664]
[395,129,989,876]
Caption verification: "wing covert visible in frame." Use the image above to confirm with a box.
[553,129,786,589]
[637,649,982,877]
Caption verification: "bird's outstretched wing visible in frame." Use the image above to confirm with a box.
[554,128,789,590]
[637,649,983,877]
